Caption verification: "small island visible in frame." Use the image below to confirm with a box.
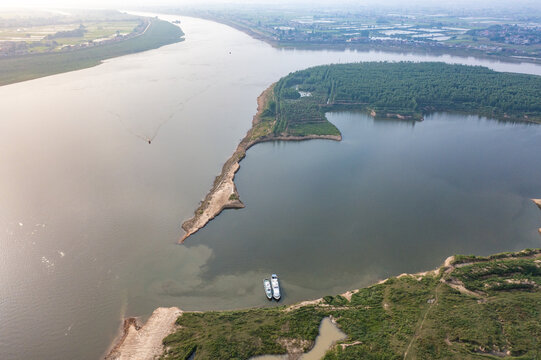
[180,62,541,242]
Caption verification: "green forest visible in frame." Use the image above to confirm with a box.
[269,62,541,137]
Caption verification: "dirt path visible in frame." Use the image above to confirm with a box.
[402,250,541,358]
[285,298,324,312]
[403,282,442,359]
[105,307,182,360]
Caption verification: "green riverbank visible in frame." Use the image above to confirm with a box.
[0,18,184,87]
[162,248,541,359]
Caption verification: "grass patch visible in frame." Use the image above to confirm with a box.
[287,122,341,136]
[250,118,274,140]
[162,307,325,360]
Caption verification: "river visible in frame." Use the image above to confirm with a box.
[0,13,540,360]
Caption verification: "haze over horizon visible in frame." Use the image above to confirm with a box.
[1,0,540,12]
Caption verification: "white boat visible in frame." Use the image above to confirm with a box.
[263,279,272,300]
[271,274,281,300]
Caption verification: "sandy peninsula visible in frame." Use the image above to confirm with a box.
[180,84,341,242]
[105,307,182,360]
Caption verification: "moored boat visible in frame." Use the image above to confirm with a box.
[263,279,272,300]
[271,274,281,301]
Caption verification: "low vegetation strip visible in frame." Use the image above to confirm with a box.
[0,18,184,86]
[272,62,541,138]
[161,249,541,359]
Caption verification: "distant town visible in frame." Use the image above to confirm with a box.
[178,6,541,61]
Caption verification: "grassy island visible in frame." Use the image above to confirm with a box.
[161,249,541,359]
[0,18,184,86]
[265,62,541,139]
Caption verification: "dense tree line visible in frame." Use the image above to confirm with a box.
[271,62,541,136]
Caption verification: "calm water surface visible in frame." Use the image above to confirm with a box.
[197,112,541,297]
[0,13,541,360]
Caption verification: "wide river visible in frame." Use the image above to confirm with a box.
[1,13,541,360]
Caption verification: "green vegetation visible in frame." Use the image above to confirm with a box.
[162,249,541,359]
[452,258,541,293]
[163,307,324,359]
[452,248,540,265]
[269,62,541,137]
[0,18,184,86]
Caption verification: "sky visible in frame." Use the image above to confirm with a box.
[0,0,540,11]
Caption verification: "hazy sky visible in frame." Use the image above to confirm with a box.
[1,0,540,11]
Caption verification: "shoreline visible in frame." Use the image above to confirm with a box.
[102,256,452,359]
[106,248,541,359]
[179,84,341,242]
[105,307,182,360]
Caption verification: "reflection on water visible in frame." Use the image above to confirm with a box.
[194,112,541,304]
[1,13,541,360]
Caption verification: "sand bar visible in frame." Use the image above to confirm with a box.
[180,84,340,242]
